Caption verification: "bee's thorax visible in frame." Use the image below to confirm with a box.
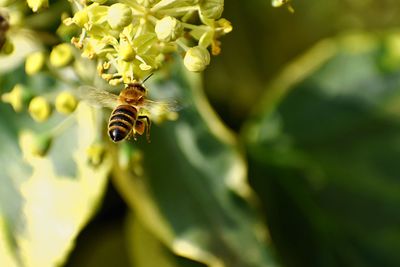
[119,85,146,106]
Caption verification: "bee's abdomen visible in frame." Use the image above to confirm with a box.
[108,105,137,142]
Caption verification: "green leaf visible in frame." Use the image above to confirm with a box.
[126,212,206,267]
[244,33,400,267]
[0,70,113,267]
[112,65,278,267]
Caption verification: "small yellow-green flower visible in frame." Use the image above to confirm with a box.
[28,96,52,122]
[50,43,74,68]
[55,91,78,114]
[72,10,89,28]
[184,46,210,72]
[25,51,46,75]
[155,16,183,42]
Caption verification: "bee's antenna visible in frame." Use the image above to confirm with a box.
[142,73,154,84]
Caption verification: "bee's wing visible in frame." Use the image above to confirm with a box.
[77,85,119,109]
[141,99,181,122]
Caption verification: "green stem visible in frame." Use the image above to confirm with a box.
[152,5,199,15]
[50,115,76,137]
[176,38,189,51]
[181,22,207,31]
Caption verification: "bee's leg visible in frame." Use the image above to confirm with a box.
[127,129,137,141]
[137,115,151,143]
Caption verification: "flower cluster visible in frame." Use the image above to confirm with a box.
[0,0,231,159]
[64,0,232,85]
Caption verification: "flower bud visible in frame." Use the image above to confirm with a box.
[199,0,224,19]
[20,131,52,157]
[55,91,78,114]
[72,9,89,28]
[26,0,48,12]
[183,46,210,72]
[28,96,52,122]
[25,51,46,75]
[119,43,136,61]
[87,142,106,166]
[155,16,183,42]
[1,84,32,112]
[50,43,74,68]
[107,3,132,29]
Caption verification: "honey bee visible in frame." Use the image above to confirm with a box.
[79,78,176,143]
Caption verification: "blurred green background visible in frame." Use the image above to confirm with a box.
[204,1,400,267]
[2,0,400,267]
[205,0,400,129]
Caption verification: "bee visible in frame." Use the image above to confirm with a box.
[79,77,176,143]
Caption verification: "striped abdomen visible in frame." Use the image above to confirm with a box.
[108,105,137,142]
